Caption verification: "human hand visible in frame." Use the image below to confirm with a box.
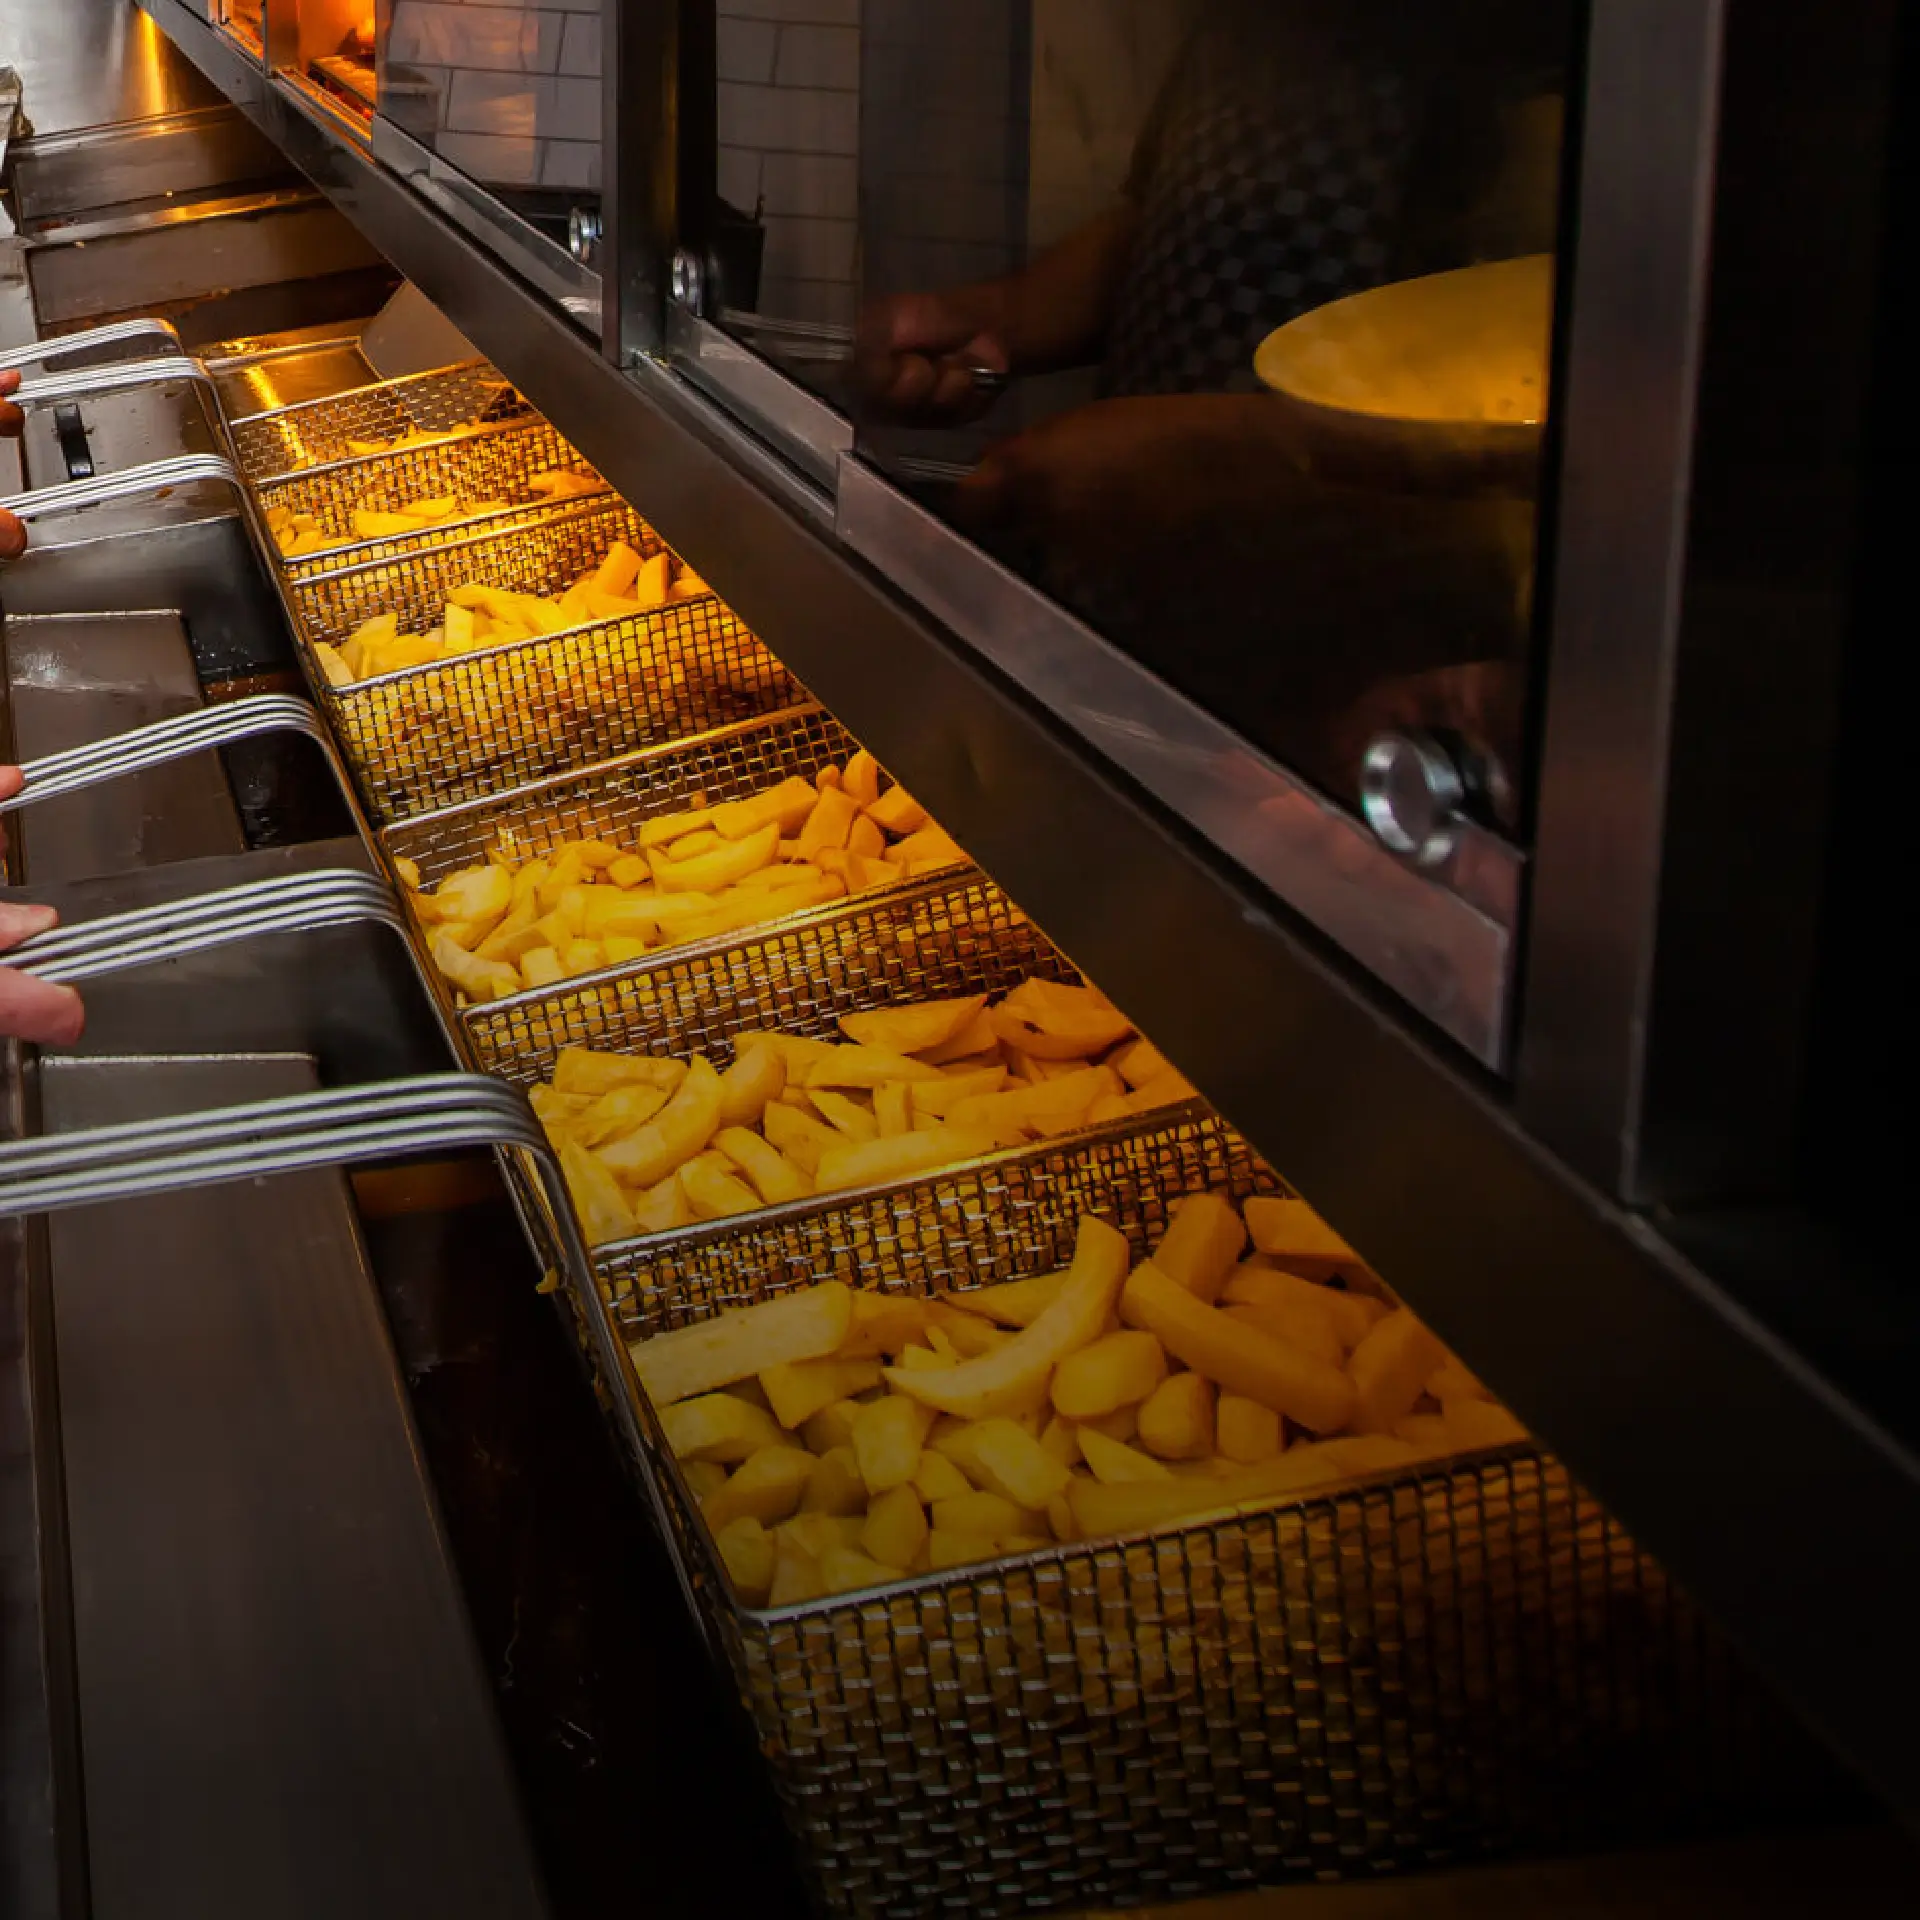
[0,907,85,1050]
[853,289,1010,425]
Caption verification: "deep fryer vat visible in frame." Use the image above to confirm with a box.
[596,1108,1838,1918]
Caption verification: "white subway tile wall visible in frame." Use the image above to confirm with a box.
[383,1,862,298]
[715,5,861,329]
[386,1,598,191]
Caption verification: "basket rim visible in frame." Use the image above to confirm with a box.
[254,408,581,502]
[456,859,979,1028]
[378,698,838,840]
[308,582,731,700]
[225,354,503,428]
[716,1436,1543,1631]
[594,1095,1202,1280]
[285,486,642,596]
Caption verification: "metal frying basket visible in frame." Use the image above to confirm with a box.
[285,498,803,823]
[459,866,1068,1086]
[228,361,529,478]
[604,1107,1837,1918]
[381,704,859,888]
[260,414,602,574]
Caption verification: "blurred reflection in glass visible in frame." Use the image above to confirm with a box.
[856,1,1573,826]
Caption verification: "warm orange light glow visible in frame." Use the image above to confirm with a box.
[128,11,179,120]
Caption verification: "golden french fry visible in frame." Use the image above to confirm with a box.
[703,1444,814,1533]
[596,1056,723,1187]
[834,1291,932,1362]
[908,1067,1008,1121]
[1136,1371,1216,1460]
[865,784,927,835]
[558,1136,636,1246]
[762,1101,843,1178]
[884,1216,1129,1421]
[1221,1299,1343,1370]
[939,1268,1070,1329]
[1348,1309,1448,1434]
[1066,1447,1344,1537]
[1219,1264,1378,1352]
[713,1516,774,1603]
[714,1125,809,1205]
[572,1082,671,1148]
[552,1047,685,1097]
[807,1089,877,1142]
[850,1393,934,1495]
[661,1392,789,1463]
[759,1354,884,1430]
[933,1418,1072,1508]
[1076,1426,1172,1485]
[1241,1195,1362,1277]
[861,1485,929,1571]
[1216,1394,1283,1463]
[839,995,988,1055]
[630,1280,855,1405]
[650,821,780,894]
[1050,1329,1168,1421]
[813,1125,998,1195]
[679,1152,762,1221]
[843,750,882,808]
[803,1044,945,1090]
[1120,1260,1355,1435]
[1151,1191,1248,1303]
[799,1447,868,1517]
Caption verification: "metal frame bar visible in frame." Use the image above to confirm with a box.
[1517,0,1894,1206]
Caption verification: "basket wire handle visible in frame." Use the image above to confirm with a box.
[4,870,408,985]
[2,318,187,370]
[0,451,249,527]
[0,1073,695,1616]
[1,694,337,811]
[11,354,222,415]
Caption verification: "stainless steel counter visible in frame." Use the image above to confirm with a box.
[1,0,216,141]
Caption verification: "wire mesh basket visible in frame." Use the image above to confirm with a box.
[286,498,804,822]
[381,704,858,886]
[460,866,1069,1087]
[599,1106,1839,1918]
[259,414,603,575]
[228,361,529,479]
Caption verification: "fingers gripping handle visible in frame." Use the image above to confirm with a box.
[2,695,336,813]
[0,451,246,527]
[4,870,408,985]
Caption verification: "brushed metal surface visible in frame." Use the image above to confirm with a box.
[0,0,217,139]
[18,380,223,491]
[0,517,296,683]
[1,611,242,884]
[38,1052,549,1920]
[26,190,385,330]
[14,839,454,1087]
[9,104,286,229]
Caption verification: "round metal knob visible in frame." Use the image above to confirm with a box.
[1359,732,1467,869]
[669,247,705,315]
[568,206,602,267]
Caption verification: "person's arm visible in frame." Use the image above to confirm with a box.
[0,773,85,1046]
[853,204,1141,424]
